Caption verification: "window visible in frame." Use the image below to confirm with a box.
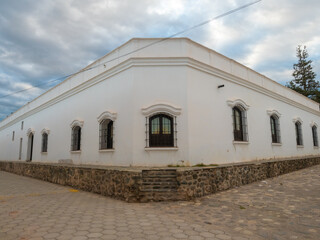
[295,121,303,146]
[312,125,318,147]
[141,103,181,148]
[19,138,23,160]
[21,121,24,130]
[100,119,113,149]
[227,99,249,143]
[232,106,248,141]
[42,133,48,152]
[71,126,81,151]
[149,114,174,147]
[270,115,281,143]
[12,131,15,141]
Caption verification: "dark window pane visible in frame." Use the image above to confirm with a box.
[149,114,174,147]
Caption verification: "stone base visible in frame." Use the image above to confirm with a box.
[1,156,320,202]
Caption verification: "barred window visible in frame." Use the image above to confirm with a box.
[100,119,113,149]
[71,126,81,151]
[232,106,248,141]
[295,121,303,146]
[270,115,281,143]
[148,114,174,147]
[312,125,318,147]
[42,133,48,152]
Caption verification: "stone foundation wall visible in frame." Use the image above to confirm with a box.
[176,157,320,199]
[1,156,320,202]
[0,162,142,202]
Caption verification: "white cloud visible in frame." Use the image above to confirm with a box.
[0,0,320,119]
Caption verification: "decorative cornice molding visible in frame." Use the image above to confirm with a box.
[292,117,303,124]
[26,128,35,136]
[1,57,320,131]
[141,102,182,116]
[41,128,50,135]
[97,111,117,122]
[267,109,281,118]
[310,121,318,127]
[70,119,84,128]
[227,99,250,110]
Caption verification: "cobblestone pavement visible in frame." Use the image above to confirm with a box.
[1,165,320,240]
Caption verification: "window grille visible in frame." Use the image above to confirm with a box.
[270,115,281,143]
[312,125,318,147]
[99,119,114,149]
[19,138,23,160]
[145,113,177,147]
[42,133,48,152]
[232,106,248,141]
[71,126,81,151]
[295,121,303,146]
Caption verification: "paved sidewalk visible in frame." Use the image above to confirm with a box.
[1,165,320,240]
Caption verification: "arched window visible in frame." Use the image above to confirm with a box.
[42,133,48,153]
[232,106,248,141]
[142,103,181,148]
[71,126,81,151]
[295,121,303,146]
[100,119,113,149]
[270,115,281,143]
[312,125,318,147]
[149,114,174,147]
[227,99,249,142]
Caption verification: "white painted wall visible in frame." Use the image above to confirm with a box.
[0,38,319,166]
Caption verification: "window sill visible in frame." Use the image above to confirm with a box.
[296,145,304,148]
[271,143,282,146]
[313,146,319,149]
[41,152,48,154]
[70,150,81,154]
[99,149,115,152]
[145,147,178,151]
[233,141,249,145]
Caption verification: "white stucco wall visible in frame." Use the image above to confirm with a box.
[0,38,319,166]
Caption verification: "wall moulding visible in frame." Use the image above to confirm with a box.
[70,119,84,128]
[141,102,182,116]
[97,111,117,123]
[26,128,35,136]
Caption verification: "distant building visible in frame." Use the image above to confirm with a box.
[0,38,319,166]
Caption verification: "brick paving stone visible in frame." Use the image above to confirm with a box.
[1,165,320,239]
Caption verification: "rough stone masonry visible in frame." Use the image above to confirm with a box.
[0,156,320,202]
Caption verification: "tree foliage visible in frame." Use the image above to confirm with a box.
[286,45,320,102]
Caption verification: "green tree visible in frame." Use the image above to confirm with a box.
[286,45,320,102]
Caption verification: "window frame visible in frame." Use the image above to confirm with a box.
[311,124,319,147]
[97,111,117,151]
[142,103,181,149]
[99,119,114,150]
[41,133,48,153]
[227,99,249,143]
[41,129,50,153]
[70,120,84,152]
[294,120,303,146]
[149,113,174,147]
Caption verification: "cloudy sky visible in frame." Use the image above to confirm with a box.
[0,0,319,120]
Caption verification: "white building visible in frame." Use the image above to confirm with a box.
[0,38,319,166]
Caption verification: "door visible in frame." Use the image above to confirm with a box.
[27,133,34,161]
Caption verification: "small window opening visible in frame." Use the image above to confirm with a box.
[295,121,303,146]
[42,133,48,152]
[71,126,81,151]
[312,125,318,147]
[99,119,113,149]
